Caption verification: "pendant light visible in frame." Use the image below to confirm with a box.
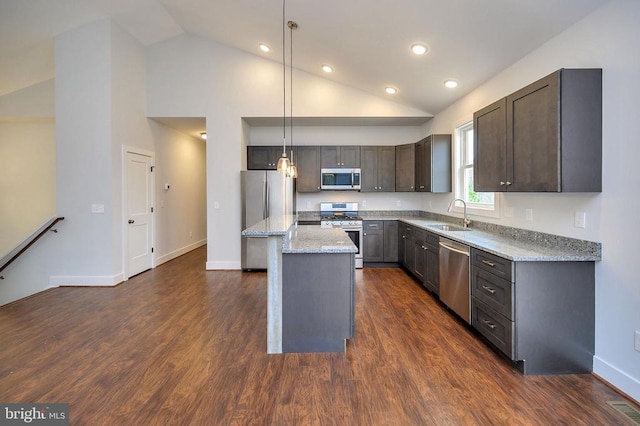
[287,20,298,178]
[276,0,290,174]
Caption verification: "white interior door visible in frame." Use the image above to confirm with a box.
[126,151,153,277]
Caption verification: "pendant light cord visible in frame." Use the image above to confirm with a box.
[289,20,294,161]
[282,0,286,152]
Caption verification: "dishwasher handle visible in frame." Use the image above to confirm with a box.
[439,241,470,256]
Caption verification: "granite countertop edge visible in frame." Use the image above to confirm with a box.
[282,225,358,254]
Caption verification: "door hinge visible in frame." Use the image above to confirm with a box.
[151,207,154,213]
[150,166,154,172]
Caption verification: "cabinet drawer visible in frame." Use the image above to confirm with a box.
[472,298,514,359]
[471,249,512,281]
[364,220,383,230]
[414,227,426,243]
[472,268,513,319]
[425,231,439,248]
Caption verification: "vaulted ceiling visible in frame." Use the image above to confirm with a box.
[1,0,609,115]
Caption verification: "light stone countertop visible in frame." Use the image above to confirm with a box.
[241,215,357,254]
[241,215,297,236]
[369,216,600,262]
[282,225,358,254]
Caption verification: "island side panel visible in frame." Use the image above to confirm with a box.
[282,253,354,353]
[267,235,283,354]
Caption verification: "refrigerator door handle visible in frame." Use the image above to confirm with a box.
[264,175,269,219]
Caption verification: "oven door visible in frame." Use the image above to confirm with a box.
[341,226,363,269]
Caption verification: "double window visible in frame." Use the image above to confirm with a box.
[454,121,497,216]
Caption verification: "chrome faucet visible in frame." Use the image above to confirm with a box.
[448,198,472,228]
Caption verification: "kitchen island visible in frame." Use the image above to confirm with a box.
[242,216,357,353]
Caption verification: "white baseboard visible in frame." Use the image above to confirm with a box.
[49,273,124,287]
[593,356,640,403]
[206,260,241,270]
[156,239,207,266]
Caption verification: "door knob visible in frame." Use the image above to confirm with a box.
[128,219,135,224]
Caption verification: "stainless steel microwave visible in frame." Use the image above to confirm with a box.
[320,168,361,190]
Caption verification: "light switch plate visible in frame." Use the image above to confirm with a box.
[635,330,640,352]
[574,211,586,228]
[91,203,104,214]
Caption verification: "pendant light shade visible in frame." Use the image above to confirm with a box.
[276,153,290,173]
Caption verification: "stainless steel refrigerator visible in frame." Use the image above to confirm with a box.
[241,170,295,270]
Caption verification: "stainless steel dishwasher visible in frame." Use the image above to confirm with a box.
[439,238,471,323]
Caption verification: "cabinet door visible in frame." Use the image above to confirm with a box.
[378,146,396,192]
[340,146,361,168]
[507,72,560,192]
[383,221,398,262]
[296,146,321,192]
[414,240,426,281]
[321,146,340,168]
[474,98,507,192]
[363,228,383,262]
[395,143,415,192]
[360,146,378,192]
[415,137,433,192]
[425,246,439,294]
[415,139,427,191]
[248,146,280,170]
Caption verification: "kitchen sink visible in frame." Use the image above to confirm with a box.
[427,224,472,232]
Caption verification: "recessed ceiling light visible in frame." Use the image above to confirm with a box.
[321,64,334,73]
[385,86,398,95]
[444,79,459,89]
[411,43,428,55]
[259,43,270,53]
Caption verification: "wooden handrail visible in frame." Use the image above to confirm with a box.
[0,216,65,278]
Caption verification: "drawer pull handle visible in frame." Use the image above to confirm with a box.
[483,320,496,330]
[482,285,496,294]
[369,224,378,228]
[481,259,496,267]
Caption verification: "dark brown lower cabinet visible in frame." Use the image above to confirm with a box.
[470,248,595,375]
[282,253,355,353]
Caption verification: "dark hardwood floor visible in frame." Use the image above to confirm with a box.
[0,246,636,425]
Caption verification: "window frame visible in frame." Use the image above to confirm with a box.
[453,120,500,219]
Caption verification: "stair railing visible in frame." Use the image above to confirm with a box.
[0,216,65,280]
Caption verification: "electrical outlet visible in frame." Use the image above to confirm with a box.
[396,200,402,207]
[214,201,220,209]
[574,211,586,229]
[525,208,533,221]
[635,330,640,352]
[362,199,367,207]
[189,231,193,239]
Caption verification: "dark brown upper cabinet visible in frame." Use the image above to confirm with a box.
[415,134,452,193]
[474,68,602,192]
[295,146,321,193]
[361,146,396,192]
[395,143,415,192]
[321,146,361,168]
[247,146,284,170]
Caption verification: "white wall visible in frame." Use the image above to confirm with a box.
[0,120,56,257]
[146,35,429,269]
[150,120,207,264]
[423,0,640,401]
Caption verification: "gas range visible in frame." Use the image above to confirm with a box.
[319,202,363,268]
